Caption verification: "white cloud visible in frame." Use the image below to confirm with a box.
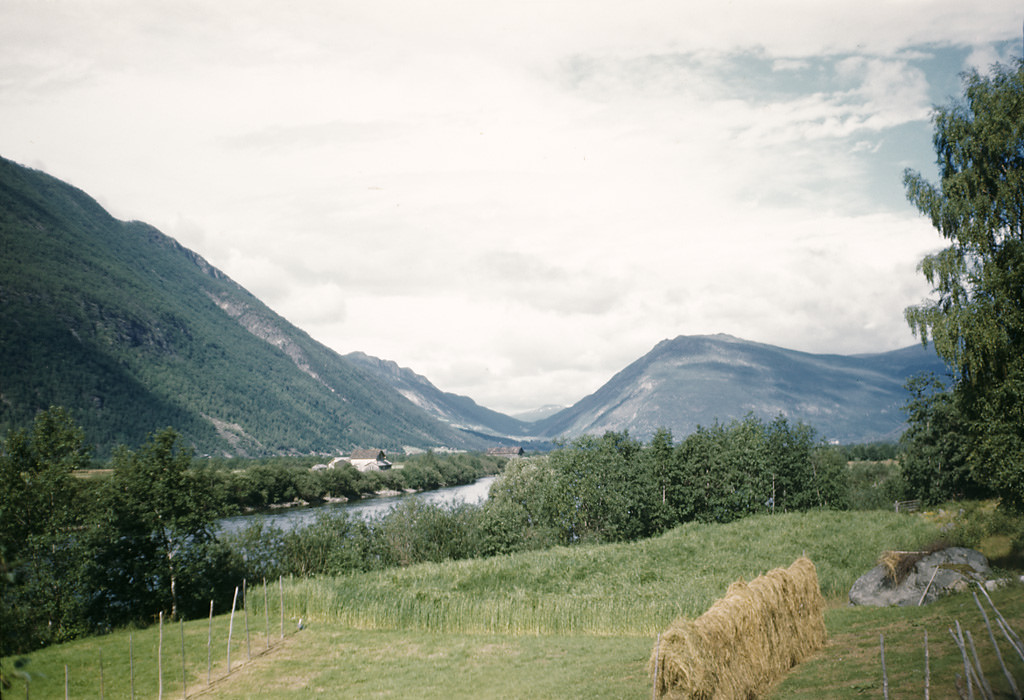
[1,0,1020,413]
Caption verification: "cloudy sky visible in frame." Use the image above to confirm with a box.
[1,2,1021,414]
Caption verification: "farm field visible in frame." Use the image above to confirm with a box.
[6,507,1023,698]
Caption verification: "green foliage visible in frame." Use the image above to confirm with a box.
[833,442,899,461]
[664,415,846,524]
[899,372,985,504]
[903,60,1024,509]
[0,407,93,654]
[377,500,483,567]
[90,429,233,624]
[212,452,503,513]
[846,460,905,511]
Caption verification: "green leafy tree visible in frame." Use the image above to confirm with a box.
[903,59,1024,508]
[899,373,983,504]
[93,428,224,621]
[0,407,92,653]
[809,446,850,510]
[671,417,773,523]
[482,457,562,549]
[646,428,674,507]
[547,432,651,543]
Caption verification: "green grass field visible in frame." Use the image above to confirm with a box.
[7,507,1023,699]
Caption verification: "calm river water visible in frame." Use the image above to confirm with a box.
[218,475,496,534]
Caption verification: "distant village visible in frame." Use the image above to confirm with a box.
[312,445,525,472]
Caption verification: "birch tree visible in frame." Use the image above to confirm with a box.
[904,59,1024,508]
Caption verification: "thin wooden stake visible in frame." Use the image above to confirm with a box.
[979,584,1024,664]
[925,629,930,700]
[279,575,284,639]
[100,648,105,700]
[64,665,68,700]
[974,591,1021,699]
[207,600,213,685]
[919,564,941,606]
[159,611,164,700]
[263,577,270,649]
[952,624,974,700]
[965,629,994,700]
[227,586,239,674]
[999,617,1024,666]
[880,634,889,700]
[978,584,1023,649]
[180,618,187,700]
[244,578,251,661]
[130,633,135,700]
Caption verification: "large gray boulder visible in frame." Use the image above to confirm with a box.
[849,547,990,607]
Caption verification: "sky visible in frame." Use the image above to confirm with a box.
[1,2,1022,415]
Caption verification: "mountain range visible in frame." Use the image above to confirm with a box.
[351,334,948,445]
[0,156,947,455]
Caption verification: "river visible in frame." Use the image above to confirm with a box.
[218,475,497,534]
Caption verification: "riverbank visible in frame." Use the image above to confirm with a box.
[218,476,497,534]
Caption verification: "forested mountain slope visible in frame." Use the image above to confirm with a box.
[0,156,485,455]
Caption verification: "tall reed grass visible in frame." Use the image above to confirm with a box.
[247,509,941,637]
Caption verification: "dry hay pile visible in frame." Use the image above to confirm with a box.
[649,557,826,700]
[878,549,926,585]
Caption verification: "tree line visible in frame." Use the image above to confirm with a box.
[0,407,501,656]
[221,414,855,586]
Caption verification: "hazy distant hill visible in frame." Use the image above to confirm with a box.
[512,405,566,423]
[534,334,949,443]
[343,351,552,444]
[0,156,487,456]
[343,352,559,451]
[351,333,949,446]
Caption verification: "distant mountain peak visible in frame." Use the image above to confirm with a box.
[532,334,946,443]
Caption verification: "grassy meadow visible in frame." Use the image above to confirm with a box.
[7,507,1024,698]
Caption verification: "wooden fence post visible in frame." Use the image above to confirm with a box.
[965,628,993,700]
[880,634,888,700]
[951,623,975,700]
[974,591,1021,699]
[180,618,187,700]
[264,577,270,649]
[159,611,164,700]
[130,633,135,700]
[924,630,930,700]
[207,600,213,685]
[243,578,251,661]
[227,586,239,674]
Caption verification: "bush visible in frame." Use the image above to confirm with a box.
[846,460,905,510]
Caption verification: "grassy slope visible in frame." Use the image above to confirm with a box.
[9,509,1021,699]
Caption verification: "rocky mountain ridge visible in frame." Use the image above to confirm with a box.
[355,334,948,444]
